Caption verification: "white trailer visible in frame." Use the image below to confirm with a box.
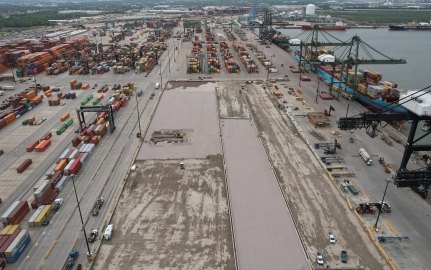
[103,224,114,240]
[0,85,15,91]
[359,148,372,165]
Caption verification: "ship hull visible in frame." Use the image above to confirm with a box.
[301,25,348,31]
[314,68,407,113]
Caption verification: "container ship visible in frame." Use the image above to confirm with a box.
[295,51,407,113]
[301,21,348,31]
[389,21,431,30]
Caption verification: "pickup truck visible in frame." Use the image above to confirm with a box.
[88,229,98,243]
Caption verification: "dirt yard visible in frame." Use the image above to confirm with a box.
[216,81,250,119]
[93,156,235,270]
[242,83,389,270]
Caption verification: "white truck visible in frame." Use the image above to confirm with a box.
[103,224,114,240]
[359,148,372,165]
[0,85,15,91]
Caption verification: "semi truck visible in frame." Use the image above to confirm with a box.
[359,148,372,165]
[91,197,104,216]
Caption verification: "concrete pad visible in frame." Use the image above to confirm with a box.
[221,119,309,270]
[93,157,235,270]
[137,82,222,160]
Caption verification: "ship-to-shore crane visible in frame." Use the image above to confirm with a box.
[338,86,431,198]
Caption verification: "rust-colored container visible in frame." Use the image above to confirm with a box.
[16,159,32,173]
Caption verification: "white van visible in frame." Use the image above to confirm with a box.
[154,82,160,90]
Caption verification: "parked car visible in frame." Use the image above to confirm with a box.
[316,252,324,265]
[329,233,336,244]
[341,250,348,263]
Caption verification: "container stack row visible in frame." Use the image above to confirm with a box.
[232,42,259,74]
[0,89,43,130]
[187,37,203,74]
[219,41,240,74]
[205,30,220,74]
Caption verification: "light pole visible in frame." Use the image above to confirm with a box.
[134,88,142,138]
[374,179,391,230]
[315,81,320,103]
[70,175,92,259]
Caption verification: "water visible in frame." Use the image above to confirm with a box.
[279,28,430,90]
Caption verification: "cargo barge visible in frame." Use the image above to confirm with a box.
[389,21,431,30]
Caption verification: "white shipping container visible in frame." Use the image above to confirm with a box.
[80,152,89,163]
[28,206,45,227]
[55,176,69,191]
[79,143,87,153]
[86,144,95,154]
[69,149,79,160]
[1,201,20,223]
[45,163,57,178]
[33,178,47,192]
[57,149,70,163]
[64,159,75,176]
[34,180,50,198]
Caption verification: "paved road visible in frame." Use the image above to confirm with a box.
[221,119,309,270]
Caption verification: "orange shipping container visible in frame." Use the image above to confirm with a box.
[60,113,70,122]
[25,91,37,100]
[31,96,42,103]
[55,159,68,172]
[5,113,16,124]
[81,83,89,90]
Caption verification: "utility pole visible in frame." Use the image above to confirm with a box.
[134,87,142,138]
[70,175,92,259]
[315,81,320,103]
[374,179,391,230]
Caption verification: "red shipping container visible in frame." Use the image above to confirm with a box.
[5,201,29,225]
[40,131,52,140]
[26,140,39,152]
[91,136,99,145]
[35,139,51,152]
[50,171,63,188]
[69,159,82,175]
[0,231,19,258]
[34,186,53,205]
[16,159,32,173]
[71,136,81,147]
[40,188,58,205]
[75,152,84,162]
[0,236,8,250]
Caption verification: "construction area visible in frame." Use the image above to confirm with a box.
[93,81,390,270]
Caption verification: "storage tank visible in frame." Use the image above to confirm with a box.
[305,4,316,16]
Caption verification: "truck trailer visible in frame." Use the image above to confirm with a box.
[359,148,372,166]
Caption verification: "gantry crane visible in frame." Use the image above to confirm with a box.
[248,0,258,30]
[338,85,431,198]
[289,29,406,102]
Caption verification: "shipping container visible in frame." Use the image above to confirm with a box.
[40,132,52,141]
[0,231,19,258]
[0,225,20,236]
[50,171,63,188]
[33,205,51,227]
[55,176,68,191]
[0,202,20,224]
[5,230,31,263]
[68,159,82,175]
[27,206,44,227]
[5,201,30,225]
[16,159,32,173]
[34,180,50,199]
[54,159,68,172]
[34,139,51,152]
[45,163,57,178]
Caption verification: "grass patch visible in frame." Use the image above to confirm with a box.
[317,9,431,24]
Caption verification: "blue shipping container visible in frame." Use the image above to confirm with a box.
[6,234,31,263]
